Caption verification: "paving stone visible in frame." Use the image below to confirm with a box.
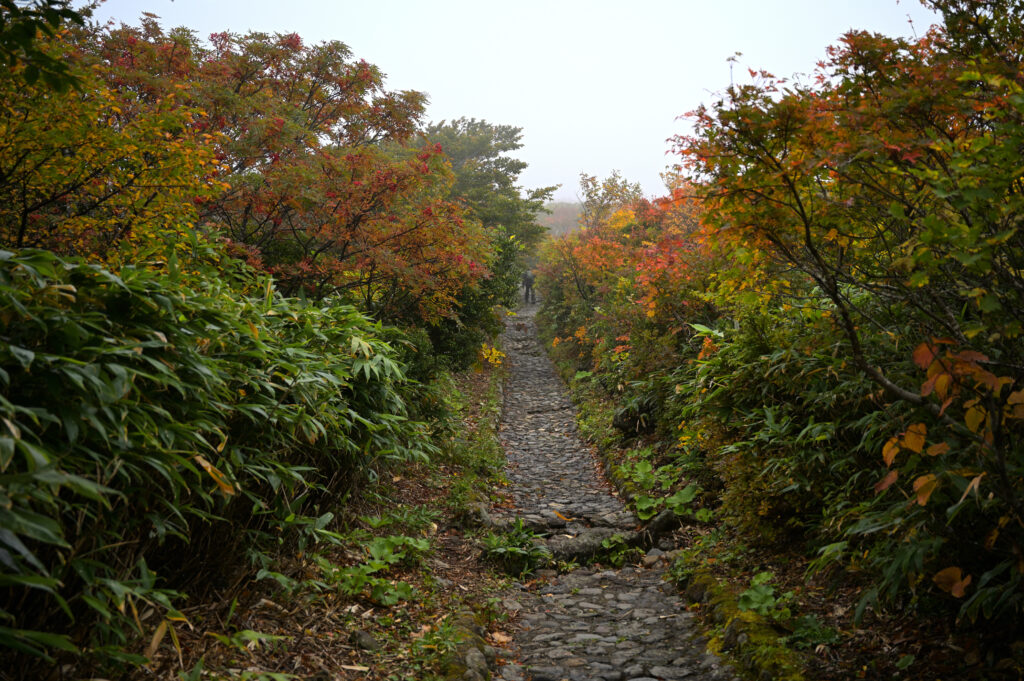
[527,667,563,681]
[498,665,524,681]
[650,665,696,679]
[596,670,624,681]
[609,650,636,667]
[495,305,738,681]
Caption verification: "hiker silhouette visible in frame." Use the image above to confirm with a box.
[522,270,536,304]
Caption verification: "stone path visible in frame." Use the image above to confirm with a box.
[492,304,737,681]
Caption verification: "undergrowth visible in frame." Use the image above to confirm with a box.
[0,249,438,676]
[142,336,510,679]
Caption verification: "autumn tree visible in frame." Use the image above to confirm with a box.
[0,28,218,265]
[67,19,491,324]
[424,118,555,250]
[677,0,1024,618]
[397,118,553,362]
[540,170,649,317]
[0,0,85,89]
[577,170,644,231]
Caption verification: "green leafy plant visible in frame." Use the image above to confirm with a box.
[633,483,701,521]
[598,534,644,568]
[178,659,205,681]
[481,519,550,577]
[0,249,434,667]
[737,572,795,623]
[309,534,428,606]
[738,572,778,616]
[361,504,441,534]
[366,535,432,567]
[312,553,417,607]
[207,630,290,654]
[784,615,841,650]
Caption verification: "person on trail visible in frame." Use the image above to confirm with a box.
[522,269,536,304]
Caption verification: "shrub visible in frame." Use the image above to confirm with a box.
[0,249,431,669]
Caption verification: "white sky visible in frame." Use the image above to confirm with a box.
[91,0,939,201]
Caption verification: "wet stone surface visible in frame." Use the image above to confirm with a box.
[492,304,737,681]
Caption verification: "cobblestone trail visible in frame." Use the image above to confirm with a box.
[493,304,736,681]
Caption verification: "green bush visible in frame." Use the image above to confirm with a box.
[0,249,432,669]
[481,519,550,577]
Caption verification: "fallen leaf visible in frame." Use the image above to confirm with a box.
[490,631,512,645]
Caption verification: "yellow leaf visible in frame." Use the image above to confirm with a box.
[128,595,142,633]
[925,442,950,457]
[957,473,985,504]
[2,417,21,440]
[882,436,900,467]
[146,620,168,661]
[933,566,971,598]
[933,566,961,591]
[903,423,927,453]
[912,474,938,506]
[193,455,235,495]
[168,620,183,667]
[965,405,987,433]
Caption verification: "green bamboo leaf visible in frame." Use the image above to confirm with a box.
[7,346,35,369]
[0,508,68,548]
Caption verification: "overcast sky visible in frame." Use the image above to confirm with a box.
[91,0,940,201]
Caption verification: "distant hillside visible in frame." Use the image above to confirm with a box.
[537,201,581,237]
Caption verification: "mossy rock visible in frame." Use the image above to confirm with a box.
[677,566,806,681]
[439,612,492,681]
